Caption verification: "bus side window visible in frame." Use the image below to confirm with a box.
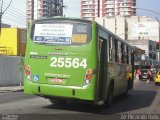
[112,38,115,62]
[121,43,124,63]
[124,44,127,64]
[115,40,118,63]
[129,48,131,65]
[118,41,122,63]
[99,37,103,55]
[126,46,129,64]
[109,36,112,61]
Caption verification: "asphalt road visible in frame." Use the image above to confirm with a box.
[0,79,160,120]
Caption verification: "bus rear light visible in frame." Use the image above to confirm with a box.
[26,71,30,76]
[86,74,92,80]
[25,65,31,80]
[87,69,93,75]
[25,66,30,71]
[84,69,94,85]
[85,79,90,84]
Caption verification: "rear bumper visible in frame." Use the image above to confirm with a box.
[24,80,95,101]
[155,78,160,83]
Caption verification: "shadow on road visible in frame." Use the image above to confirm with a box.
[43,90,157,115]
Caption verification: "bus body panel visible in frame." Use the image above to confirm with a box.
[24,20,99,101]
[24,18,134,105]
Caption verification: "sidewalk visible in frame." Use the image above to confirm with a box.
[0,86,24,93]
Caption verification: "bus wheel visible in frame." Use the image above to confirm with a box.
[155,82,158,86]
[125,79,131,95]
[106,83,114,107]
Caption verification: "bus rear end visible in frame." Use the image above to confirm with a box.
[24,18,98,103]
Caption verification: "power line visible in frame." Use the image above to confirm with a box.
[5,9,26,20]
[0,1,26,19]
[2,16,26,28]
[2,0,25,16]
[3,13,26,25]
[0,0,12,34]
[0,0,12,15]
[0,0,26,28]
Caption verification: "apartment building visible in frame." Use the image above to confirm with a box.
[95,16,160,42]
[26,0,63,24]
[81,0,136,20]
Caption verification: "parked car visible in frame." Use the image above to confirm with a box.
[139,69,148,80]
[155,72,160,85]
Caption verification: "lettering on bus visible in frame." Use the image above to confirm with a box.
[72,34,87,43]
[44,73,70,78]
[50,57,87,68]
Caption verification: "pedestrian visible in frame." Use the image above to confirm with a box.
[147,69,152,83]
[137,68,141,80]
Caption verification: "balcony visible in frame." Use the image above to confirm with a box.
[119,4,132,8]
[118,0,135,3]
[106,1,115,4]
[82,11,95,14]
[81,3,91,5]
[106,5,115,9]
[106,8,115,13]
[81,6,95,10]
[82,14,95,18]
[119,9,134,12]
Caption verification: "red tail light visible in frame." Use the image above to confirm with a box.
[84,69,94,85]
[26,71,30,76]
[86,74,92,80]
[25,65,31,80]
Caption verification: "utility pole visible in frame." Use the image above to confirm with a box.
[0,0,12,35]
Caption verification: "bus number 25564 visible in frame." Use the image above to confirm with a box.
[50,57,87,68]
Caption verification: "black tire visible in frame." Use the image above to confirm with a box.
[106,83,114,107]
[124,80,130,96]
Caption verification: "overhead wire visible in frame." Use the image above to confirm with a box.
[1,0,25,15]
[0,0,26,28]
[2,1,26,17]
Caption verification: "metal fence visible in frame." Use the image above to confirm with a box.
[0,55,24,87]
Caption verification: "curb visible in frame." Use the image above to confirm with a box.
[0,86,24,93]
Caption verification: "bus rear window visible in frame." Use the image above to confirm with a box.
[32,22,91,45]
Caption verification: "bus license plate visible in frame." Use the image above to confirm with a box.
[48,78,65,84]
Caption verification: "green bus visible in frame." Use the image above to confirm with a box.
[24,17,134,106]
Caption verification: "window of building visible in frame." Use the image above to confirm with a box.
[149,45,152,50]
[115,40,118,62]
[22,31,27,43]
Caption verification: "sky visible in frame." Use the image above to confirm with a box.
[1,0,160,28]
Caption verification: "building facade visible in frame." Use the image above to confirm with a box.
[81,0,136,20]
[95,16,160,61]
[0,28,27,56]
[95,16,160,42]
[26,0,63,24]
[127,40,157,60]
